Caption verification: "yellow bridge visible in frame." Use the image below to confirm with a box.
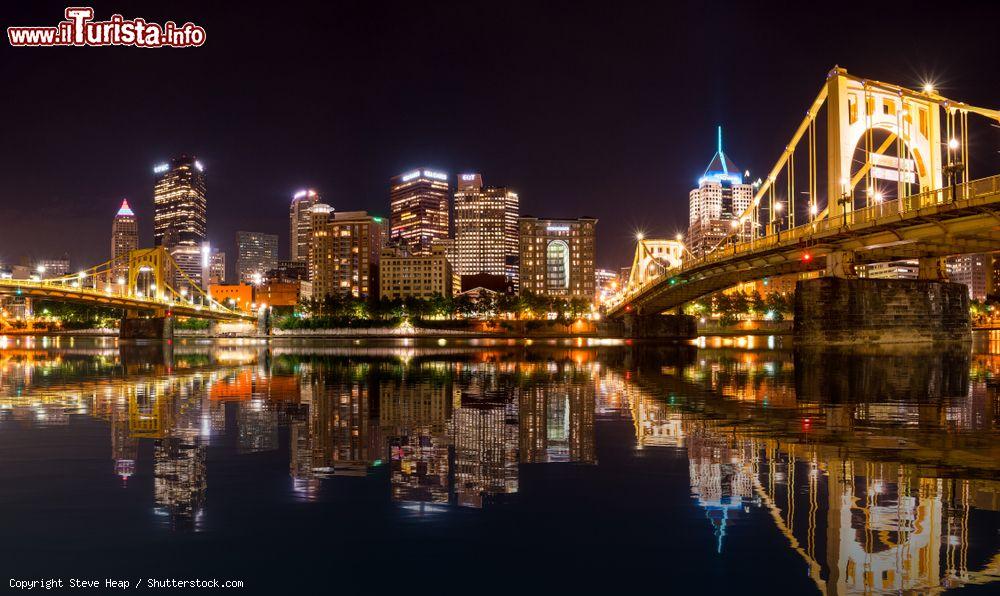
[608,67,1000,320]
[0,246,254,323]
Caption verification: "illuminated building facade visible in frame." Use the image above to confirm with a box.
[687,128,753,257]
[236,231,279,284]
[33,256,70,279]
[309,209,383,299]
[153,155,207,248]
[389,169,450,254]
[947,253,993,300]
[379,244,454,300]
[517,216,597,298]
[111,199,138,282]
[289,189,320,264]
[208,248,226,285]
[453,173,519,285]
[594,268,619,302]
[864,260,919,279]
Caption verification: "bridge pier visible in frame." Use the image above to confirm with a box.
[603,312,697,340]
[794,277,970,345]
[119,315,174,341]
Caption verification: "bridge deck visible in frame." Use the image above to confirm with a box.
[0,280,254,321]
[609,175,1000,317]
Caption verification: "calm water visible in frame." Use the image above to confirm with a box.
[1,334,999,594]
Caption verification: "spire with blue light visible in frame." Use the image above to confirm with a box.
[697,126,744,186]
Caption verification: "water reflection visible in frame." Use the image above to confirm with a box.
[1,335,998,593]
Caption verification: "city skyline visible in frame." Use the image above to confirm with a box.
[3,2,999,272]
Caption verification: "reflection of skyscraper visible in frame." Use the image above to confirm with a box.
[452,402,518,508]
[153,429,206,530]
[111,400,137,486]
[519,385,596,464]
[289,374,372,482]
[381,379,453,505]
[237,400,279,453]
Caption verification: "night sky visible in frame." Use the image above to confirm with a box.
[2,0,999,273]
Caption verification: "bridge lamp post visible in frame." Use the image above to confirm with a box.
[773,202,784,240]
[944,137,964,203]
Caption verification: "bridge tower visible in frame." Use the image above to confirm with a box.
[627,238,684,289]
[127,247,173,302]
[825,67,947,277]
[826,66,943,222]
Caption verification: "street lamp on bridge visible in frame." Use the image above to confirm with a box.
[943,137,964,203]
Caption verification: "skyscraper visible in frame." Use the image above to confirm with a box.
[111,199,138,282]
[947,254,993,300]
[153,155,207,247]
[687,128,753,257]
[236,231,279,284]
[453,173,519,284]
[153,155,208,288]
[289,189,320,264]
[518,217,597,299]
[389,169,450,254]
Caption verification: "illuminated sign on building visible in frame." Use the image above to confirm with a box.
[194,160,204,172]
[422,170,447,181]
[401,170,420,182]
[153,163,169,174]
[461,174,476,181]
[547,225,570,232]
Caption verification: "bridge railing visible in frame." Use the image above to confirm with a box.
[607,174,1000,310]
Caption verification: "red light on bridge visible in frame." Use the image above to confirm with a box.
[802,252,812,262]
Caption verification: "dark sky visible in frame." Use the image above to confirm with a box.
[2,0,999,273]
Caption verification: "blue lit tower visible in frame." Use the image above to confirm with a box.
[686,127,753,257]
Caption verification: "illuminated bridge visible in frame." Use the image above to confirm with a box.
[0,247,255,337]
[608,68,1000,342]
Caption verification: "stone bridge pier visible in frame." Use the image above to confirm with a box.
[119,311,174,341]
[603,310,698,340]
[794,276,970,345]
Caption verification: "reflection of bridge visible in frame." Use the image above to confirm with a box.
[608,68,1000,336]
[599,353,1000,593]
[0,247,255,335]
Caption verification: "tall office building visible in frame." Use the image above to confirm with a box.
[290,189,320,263]
[389,168,450,254]
[153,155,207,247]
[309,209,383,299]
[111,199,138,282]
[947,254,993,301]
[687,128,753,257]
[208,249,226,285]
[153,155,208,288]
[236,231,279,284]
[453,173,519,283]
[518,217,597,299]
